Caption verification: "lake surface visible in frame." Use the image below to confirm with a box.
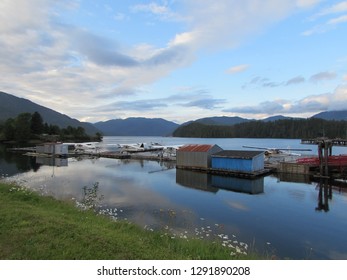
[1,137,347,259]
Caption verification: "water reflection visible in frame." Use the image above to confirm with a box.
[176,169,264,195]
[35,156,68,167]
[176,169,217,193]
[0,145,40,176]
[212,176,264,194]
[315,180,333,212]
[2,141,347,259]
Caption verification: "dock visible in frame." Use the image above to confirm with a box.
[176,166,272,179]
[301,138,347,146]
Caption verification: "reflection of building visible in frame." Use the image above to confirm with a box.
[36,157,68,167]
[176,144,223,169]
[211,150,264,173]
[36,143,68,156]
[176,169,218,193]
[176,169,264,195]
[211,175,264,194]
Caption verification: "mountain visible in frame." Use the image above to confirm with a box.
[195,116,250,125]
[311,110,347,121]
[0,91,99,135]
[262,115,296,122]
[94,117,179,136]
[181,116,251,127]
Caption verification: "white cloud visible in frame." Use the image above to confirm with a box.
[224,85,347,116]
[296,0,322,8]
[0,0,324,122]
[226,64,250,74]
[133,2,169,15]
[314,1,347,17]
[304,1,347,35]
[328,14,347,24]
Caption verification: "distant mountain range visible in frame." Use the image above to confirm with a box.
[180,112,346,127]
[311,110,347,121]
[1,91,346,136]
[0,91,99,135]
[93,118,179,136]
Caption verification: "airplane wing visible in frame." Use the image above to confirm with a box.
[242,146,268,150]
[243,145,311,152]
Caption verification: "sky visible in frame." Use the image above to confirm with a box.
[1,0,347,124]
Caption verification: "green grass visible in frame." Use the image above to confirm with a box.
[0,182,258,260]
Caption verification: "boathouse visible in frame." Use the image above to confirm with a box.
[211,150,264,173]
[176,144,223,169]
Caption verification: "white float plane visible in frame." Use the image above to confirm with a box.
[242,145,312,157]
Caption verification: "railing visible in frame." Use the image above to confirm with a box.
[301,138,347,146]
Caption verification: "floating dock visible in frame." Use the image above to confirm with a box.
[176,165,272,179]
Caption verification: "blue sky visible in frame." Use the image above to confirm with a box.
[1,0,347,124]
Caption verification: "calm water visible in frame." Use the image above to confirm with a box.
[1,137,347,259]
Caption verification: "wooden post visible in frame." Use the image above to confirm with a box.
[324,142,329,176]
[318,142,323,175]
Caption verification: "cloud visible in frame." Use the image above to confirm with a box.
[286,76,306,85]
[297,0,322,8]
[224,100,287,114]
[244,72,335,89]
[181,98,227,109]
[132,2,169,15]
[0,0,324,122]
[226,64,250,74]
[303,1,347,35]
[96,99,168,113]
[131,2,182,21]
[313,1,347,18]
[309,71,337,82]
[327,14,347,25]
[244,76,282,88]
[343,74,347,81]
[70,31,139,67]
[224,85,347,115]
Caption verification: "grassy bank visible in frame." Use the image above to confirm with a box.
[0,182,255,260]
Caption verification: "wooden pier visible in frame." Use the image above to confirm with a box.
[301,138,347,146]
[301,138,347,178]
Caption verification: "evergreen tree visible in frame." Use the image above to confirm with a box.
[30,111,44,135]
[14,113,32,142]
[3,118,15,140]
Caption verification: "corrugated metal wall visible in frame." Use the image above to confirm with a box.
[176,151,207,168]
[211,153,264,172]
[176,145,223,168]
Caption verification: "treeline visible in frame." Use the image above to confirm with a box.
[172,118,347,139]
[0,112,102,142]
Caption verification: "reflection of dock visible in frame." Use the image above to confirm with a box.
[99,151,176,161]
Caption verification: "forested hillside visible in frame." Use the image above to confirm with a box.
[172,118,347,139]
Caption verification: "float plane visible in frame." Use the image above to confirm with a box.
[242,145,312,157]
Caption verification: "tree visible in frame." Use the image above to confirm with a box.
[3,118,15,140]
[31,111,44,135]
[14,113,32,142]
